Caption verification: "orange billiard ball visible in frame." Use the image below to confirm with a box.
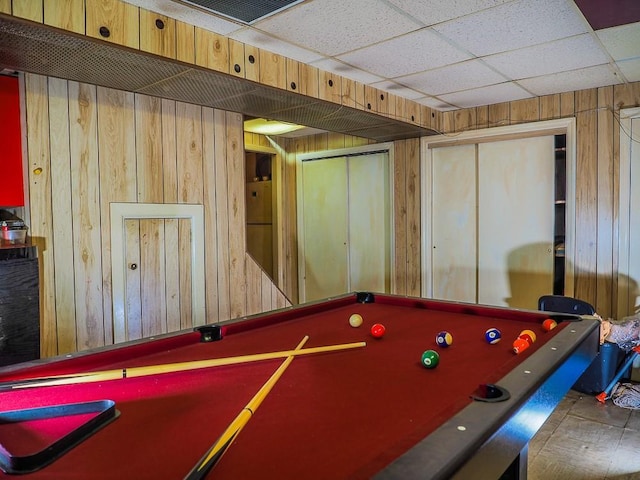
[542,318,558,332]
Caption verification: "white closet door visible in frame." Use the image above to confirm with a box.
[431,144,477,302]
[619,113,640,316]
[348,152,389,293]
[478,136,555,309]
[301,157,349,301]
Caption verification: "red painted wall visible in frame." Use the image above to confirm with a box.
[0,75,24,207]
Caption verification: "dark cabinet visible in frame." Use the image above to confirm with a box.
[0,245,40,366]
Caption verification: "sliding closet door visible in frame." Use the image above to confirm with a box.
[300,157,349,301]
[431,144,477,303]
[348,152,389,293]
[478,136,555,308]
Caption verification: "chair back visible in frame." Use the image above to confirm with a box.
[538,295,596,315]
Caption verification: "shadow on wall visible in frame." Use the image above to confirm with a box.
[504,242,639,318]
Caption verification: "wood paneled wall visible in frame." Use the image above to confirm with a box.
[438,83,640,319]
[23,74,289,358]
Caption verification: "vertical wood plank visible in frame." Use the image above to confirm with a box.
[405,138,421,296]
[85,0,139,49]
[226,111,246,318]
[140,218,167,336]
[68,81,104,350]
[124,218,142,340]
[393,139,407,295]
[318,71,341,104]
[44,0,84,33]
[135,94,163,203]
[175,20,195,64]
[194,28,229,73]
[560,92,575,117]
[12,0,42,21]
[139,8,176,58]
[244,45,260,82]
[97,86,136,345]
[0,0,10,14]
[229,39,245,78]
[441,111,455,133]
[245,255,262,315]
[259,50,286,89]
[286,57,299,93]
[596,86,615,317]
[488,103,510,127]
[476,106,489,129]
[201,107,220,322]
[574,88,598,305]
[455,109,476,132]
[25,74,56,357]
[47,77,77,354]
[510,98,540,124]
[341,77,356,108]
[213,109,231,320]
[540,94,560,120]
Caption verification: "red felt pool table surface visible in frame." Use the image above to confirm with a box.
[0,293,599,479]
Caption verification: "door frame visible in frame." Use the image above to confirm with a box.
[421,118,577,300]
[296,142,394,302]
[110,202,205,343]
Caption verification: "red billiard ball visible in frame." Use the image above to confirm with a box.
[542,318,558,332]
[370,323,386,338]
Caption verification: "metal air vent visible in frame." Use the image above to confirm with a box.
[179,0,303,24]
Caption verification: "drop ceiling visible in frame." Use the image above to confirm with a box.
[125,0,640,110]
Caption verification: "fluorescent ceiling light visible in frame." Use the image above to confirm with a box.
[244,118,306,135]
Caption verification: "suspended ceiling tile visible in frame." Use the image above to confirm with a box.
[617,58,640,82]
[337,28,471,78]
[439,81,533,108]
[179,0,302,24]
[228,27,323,63]
[414,95,458,111]
[433,0,589,56]
[370,80,424,100]
[398,59,508,96]
[386,0,513,26]
[518,64,622,96]
[252,0,422,56]
[310,58,384,84]
[597,22,640,61]
[483,34,611,80]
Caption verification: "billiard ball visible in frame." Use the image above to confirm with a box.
[542,318,557,332]
[512,337,531,354]
[370,323,386,338]
[421,350,440,369]
[485,328,501,344]
[518,329,537,344]
[435,331,453,347]
[349,313,363,328]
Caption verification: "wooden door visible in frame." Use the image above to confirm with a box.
[478,136,555,309]
[348,152,389,293]
[300,157,349,301]
[431,144,477,303]
[299,150,390,302]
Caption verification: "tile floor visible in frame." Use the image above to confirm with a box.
[528,388,640,479]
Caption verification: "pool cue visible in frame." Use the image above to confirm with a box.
[0,340,366,391]
[184,336,309,480]
[596,345,640,403]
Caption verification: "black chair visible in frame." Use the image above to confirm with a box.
[538,294,596,315]
[538,295,628,394]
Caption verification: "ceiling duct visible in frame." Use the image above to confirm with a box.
[178,0,303,24]
[0,14,435,142]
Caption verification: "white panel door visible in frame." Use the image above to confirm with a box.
[300,157,349,301]
[348,152,389,293]
[478,136,555,309]
[431,144,477,303]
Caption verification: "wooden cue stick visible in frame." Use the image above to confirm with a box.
[184,336,309,480]
[0,340,366,391]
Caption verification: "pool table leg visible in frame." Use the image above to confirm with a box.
[500,444,528,480]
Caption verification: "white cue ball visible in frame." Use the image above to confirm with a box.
[349,313,363,328]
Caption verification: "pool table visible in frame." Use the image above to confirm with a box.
[0,292,600,479]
